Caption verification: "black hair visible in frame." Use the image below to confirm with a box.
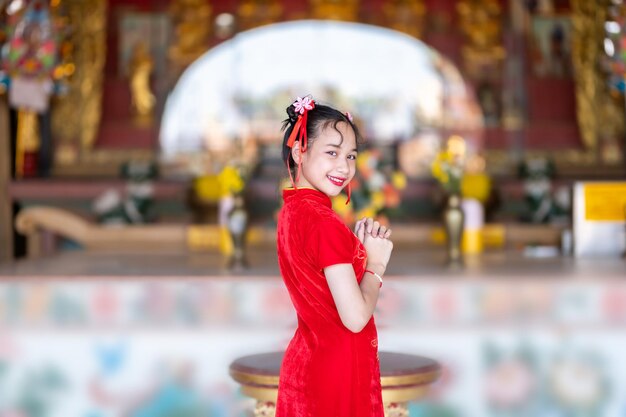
[280,99,363,177]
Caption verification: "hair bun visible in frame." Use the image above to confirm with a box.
[286,104,298,123]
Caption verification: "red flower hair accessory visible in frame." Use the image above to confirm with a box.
[293,96,315,115]
[286,95,316,187]
[345,111,353,123]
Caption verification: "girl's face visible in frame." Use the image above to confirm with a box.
[293,121,357,197]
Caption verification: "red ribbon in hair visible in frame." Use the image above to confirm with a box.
[286,96,315,187]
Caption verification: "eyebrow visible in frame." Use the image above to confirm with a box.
[326,143,358,152]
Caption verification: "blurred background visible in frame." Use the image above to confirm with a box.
[0,0,625,416]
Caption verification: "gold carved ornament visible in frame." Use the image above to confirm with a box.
[571,0,601,151]
[238,0,283,31]
[310,0,360,22]
[51,0,107,156]
[128,42,156,121]
[50,0,153,175]
[571,0,624,156]
[168,0,212,68]
[484,2,624,173]
[382,0,426,39]
[456,0,505,78]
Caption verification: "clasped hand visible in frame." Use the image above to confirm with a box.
[354,217,393,272]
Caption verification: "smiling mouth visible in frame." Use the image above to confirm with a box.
[327,175,346,186]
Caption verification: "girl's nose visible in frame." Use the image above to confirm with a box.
[336,157,350,174]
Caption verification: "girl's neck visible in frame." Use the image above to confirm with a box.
[286,185,321,193]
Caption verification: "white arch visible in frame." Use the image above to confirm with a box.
[160,20,481,161]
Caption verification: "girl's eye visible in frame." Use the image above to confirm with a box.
[348,154,357,160]
[327,151,337,156]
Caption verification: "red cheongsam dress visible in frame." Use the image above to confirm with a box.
[275,187,384,417]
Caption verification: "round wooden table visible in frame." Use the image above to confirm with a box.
[229,351,441,417]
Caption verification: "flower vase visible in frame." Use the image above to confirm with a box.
[443,193,464,265]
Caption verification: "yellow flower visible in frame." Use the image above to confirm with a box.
[371,191,385,209]
[431,149,464,194]
[431,158,449,184]
[332,195,352,215]
[357,151,372,171]
[218,166,244,196]
[194,175,221,202]
[461,173,491,203]
[357,151,375,179]
[356,206,376,219]
[391,171,407,190]
[332,195,354,225]
[437,150,453,164]
[431,160,443,182]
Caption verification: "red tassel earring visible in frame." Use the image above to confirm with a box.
[345,181,352,205]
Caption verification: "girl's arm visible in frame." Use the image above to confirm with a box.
[325,219,393,333]
[325,262,386,333]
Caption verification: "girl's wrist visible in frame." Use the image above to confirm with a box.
[364,269,383,288]
[365,263,385,277]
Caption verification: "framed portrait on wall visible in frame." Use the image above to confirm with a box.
[529,15,572,78]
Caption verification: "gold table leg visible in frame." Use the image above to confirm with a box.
[385,402,410,417]
[251,399,410,416]
[254,400,276,417]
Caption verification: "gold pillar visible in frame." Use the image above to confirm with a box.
[571,0,602,152]
[0,95,13,262]
[51,0,154,176]
[571,0,624,158]
[51,0,107,159]
[15,110,40,178]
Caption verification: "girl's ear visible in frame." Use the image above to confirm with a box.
[291,142,303,165]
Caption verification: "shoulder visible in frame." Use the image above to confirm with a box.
[286,196,337,224]
[283,198,351,240]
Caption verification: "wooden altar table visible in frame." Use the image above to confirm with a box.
[229,351,441,417]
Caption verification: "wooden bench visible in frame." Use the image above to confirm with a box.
[13,206,273,258]
[14,205,564,259]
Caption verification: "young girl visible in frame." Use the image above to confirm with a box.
[276,96,394,417]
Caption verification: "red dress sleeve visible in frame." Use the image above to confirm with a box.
[308,217,355,270]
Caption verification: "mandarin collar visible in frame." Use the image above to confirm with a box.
[282,187,332,208]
